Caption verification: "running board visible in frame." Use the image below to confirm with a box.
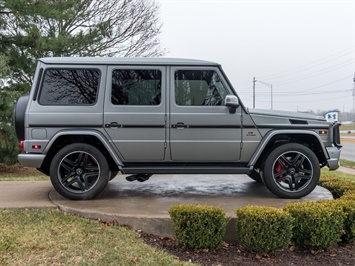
[121,166,252,175]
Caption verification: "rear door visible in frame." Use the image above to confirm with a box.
[104,66,167,161]
[169,67,242,161]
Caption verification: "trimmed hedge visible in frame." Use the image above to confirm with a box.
[284,201,344,249]
[169,205,227,249]
[168,173,355,252]
[235,206,293,253]
[341,190,355,200]
[335,199,355,243]
[318,179,355,199]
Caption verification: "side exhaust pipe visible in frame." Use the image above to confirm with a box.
[136,174,152,182]
[125,175,137,182]
[125,174,152,182]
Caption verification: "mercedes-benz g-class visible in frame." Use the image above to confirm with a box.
[14,57,341,200]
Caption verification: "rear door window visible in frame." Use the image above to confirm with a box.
[111,69,161,105]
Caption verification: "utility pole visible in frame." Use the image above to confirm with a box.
[254,79,273,110]
[353,73,355,121]
[253,77,256,108]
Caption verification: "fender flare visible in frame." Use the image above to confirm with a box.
[44,129,124,167]
[248,129,328,168]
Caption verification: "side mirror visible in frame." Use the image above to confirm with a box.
[224,95,239,113]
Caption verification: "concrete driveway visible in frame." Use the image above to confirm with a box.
[0,174,334,242]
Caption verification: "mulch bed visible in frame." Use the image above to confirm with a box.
[141,233,355,265]
[0,164,43,176]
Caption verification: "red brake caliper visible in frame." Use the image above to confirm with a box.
[275,158,285,178]
[87,159,94,172]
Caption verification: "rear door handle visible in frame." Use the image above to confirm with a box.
[172,122,187,129]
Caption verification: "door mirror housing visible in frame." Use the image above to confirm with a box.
[225,95,239,113]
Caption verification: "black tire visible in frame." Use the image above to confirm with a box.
[50,143,109,200]
[247,169,263,183]
[109,170,119,181]
[262,143,320,199]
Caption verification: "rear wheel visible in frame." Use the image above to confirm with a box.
[262,143,320,199]
[247,169,263,183]
[50,143,109,200]
[109,170,119,181]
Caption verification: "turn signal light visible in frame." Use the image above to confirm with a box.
[319,130,327,135]
[32,145,41,150]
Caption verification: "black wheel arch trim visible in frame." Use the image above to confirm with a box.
[248,129,328,168]
[44,130,124,167]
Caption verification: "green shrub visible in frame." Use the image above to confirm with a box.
[169,205,227,250]
[341,190,355,200]
[319,174,338,183]
[235,206,293,254]
[285,201,343,249]
[334,199,355,243]
[319,175,355,199]
[318,179,355,199]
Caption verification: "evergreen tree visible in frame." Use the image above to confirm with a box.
[0,0,165,164]
[1,0,165,87]
[0,55,19,164]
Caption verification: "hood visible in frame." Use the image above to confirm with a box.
[248,108,329,128]
[249,109,325,121]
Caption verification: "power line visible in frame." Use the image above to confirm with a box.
[257,95,350,104]
[272,60,353,86]
[295,75,353,93]
[257,89,351,96]
[237,75,352,95]
[257,47,354,80]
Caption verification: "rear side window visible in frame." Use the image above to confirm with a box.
[39,69,100,105]
[111,69,161,105]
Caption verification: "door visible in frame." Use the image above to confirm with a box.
[169,67,242,161]
[104,66,167,161]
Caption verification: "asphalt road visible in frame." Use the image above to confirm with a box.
[341,140,355,162]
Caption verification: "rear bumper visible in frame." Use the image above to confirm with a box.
[326,146,341,170]
[18,154,45,168]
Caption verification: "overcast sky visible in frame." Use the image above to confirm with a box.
[157,0,355,113]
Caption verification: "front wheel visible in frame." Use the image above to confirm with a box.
[50,143,109,200]
[262,143,320,199]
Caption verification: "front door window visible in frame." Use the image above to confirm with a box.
[175,70,228,106]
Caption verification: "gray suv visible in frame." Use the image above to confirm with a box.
[14,57,341,200]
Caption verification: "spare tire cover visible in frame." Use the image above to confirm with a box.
[13,93,29,141]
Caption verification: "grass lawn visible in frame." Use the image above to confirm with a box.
[0,165,192,265]
[340,158,355,169]
[341,124,355,131]
[0,209,191,266]
[340,124,355,136]
[0,164,48,181]
[321,168,355,182]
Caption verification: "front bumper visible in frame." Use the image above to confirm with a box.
[18,154,45,168]
[326,146,341,170]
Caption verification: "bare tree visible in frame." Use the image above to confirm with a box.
[0,0,166,84]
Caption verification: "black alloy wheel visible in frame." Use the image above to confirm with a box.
[262,143,320,199]
[50,143,109,200]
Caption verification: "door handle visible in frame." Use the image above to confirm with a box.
[105,122,121,128]
[172,122,187,129]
